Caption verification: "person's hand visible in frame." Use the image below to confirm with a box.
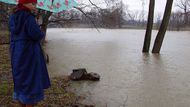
[31,8,38,17]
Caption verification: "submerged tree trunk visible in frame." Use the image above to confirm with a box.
[152,0,174,53]
[142,0,155,53]
[36,11,52,63]
[37,10,52,43]
[41,11,52,42]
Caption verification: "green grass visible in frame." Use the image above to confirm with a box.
[0,76,82,107]
[0,81,13,95]
[0,30,9,36]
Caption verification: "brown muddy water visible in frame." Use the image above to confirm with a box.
[45,29,190,107]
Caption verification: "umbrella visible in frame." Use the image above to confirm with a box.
[0,0,78,12]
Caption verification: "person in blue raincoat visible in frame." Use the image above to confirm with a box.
[9,0,51,106]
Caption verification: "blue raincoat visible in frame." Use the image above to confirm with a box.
[9,6,51,104]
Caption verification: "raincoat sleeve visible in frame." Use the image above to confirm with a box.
[27,15,45,41]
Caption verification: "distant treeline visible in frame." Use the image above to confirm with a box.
[1,1,190,31]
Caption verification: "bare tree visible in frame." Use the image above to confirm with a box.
[101,0,125,28]
[176,0,190,25]
[152,0,174,53]
[142,0,155,53]
[125,10,140,25]
[169,11,183,30]
[140,0,146,26]
[38,0,103,39]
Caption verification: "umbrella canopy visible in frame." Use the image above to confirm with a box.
[0,0,78,12]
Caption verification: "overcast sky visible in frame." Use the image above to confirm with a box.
[82,0,180,13]
[123,0,178,13]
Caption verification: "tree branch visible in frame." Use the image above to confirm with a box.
[88,0,102,9]
[74,7,100,32]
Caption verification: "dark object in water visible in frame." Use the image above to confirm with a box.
[70,68,100,81]
[86,72,100,81]
[72,104,94,107]
[70,68,87,81]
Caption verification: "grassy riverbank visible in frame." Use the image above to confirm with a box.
[0,31,87,107]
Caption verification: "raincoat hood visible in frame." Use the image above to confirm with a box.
[9,4,31,35]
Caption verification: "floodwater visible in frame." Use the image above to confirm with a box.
[45,29,190,107]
